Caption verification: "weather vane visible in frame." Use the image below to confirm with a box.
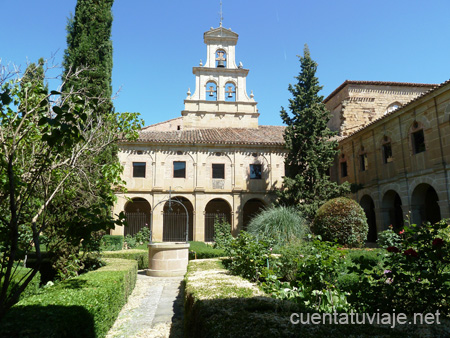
[219,0,223,27]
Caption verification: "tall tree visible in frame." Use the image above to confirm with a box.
[277,45,349,221]
[63,0,114,115]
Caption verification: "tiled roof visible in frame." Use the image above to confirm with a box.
[339,78,450,141]
[323,80,438,103]
[132,125,286,146]
[141,117,183,130]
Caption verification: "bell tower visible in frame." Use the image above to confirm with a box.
[182,27,259,129]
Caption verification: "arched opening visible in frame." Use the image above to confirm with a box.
[206,81,217,101]
[204,198,232,242]
[382,190,404,232]
[163,197,193,242]
[225,82,236,102]
[360,195,377,242]
[384,102,401,115]
[215,49,227,68]
[124,198,151,237]
[411,183,441,225]
[243,199,266,230]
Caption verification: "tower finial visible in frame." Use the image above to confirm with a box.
[219,0,223,27]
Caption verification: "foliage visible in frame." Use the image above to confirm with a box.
[189,241,225,259]
[213,217,232,250]
[124,234,136,249]
[277,45,349,221]
[350,220,450,314]
[225,231,275,282]
[0,266,41,302]
[376,225,401,248]
[101,250,148,270]
[247,206,309,247]
[134,226,150,245]
[63,0,114,116]
[0,60,142,318]
[0,258,137,338]
[313,197,369,248]
[100,235,124,251]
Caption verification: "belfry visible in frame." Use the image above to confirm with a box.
[182,27,259,129]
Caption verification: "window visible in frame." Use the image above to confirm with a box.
[250,164,262,179]
[132,162,146,178]
[173,161,186,178]
[340,162,348,178]
[412,129,425,154]
[212,163,225,179]
[360,154,368,171]
[383,143,393,163]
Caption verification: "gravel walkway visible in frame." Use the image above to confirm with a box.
[106,271,184,338]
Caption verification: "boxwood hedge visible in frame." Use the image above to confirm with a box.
[0,258,137,338]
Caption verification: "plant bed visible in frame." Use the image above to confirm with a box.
[0,258,137,338]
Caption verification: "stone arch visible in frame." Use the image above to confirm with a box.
[205,80,217,101]
[381,190,404,232]
[243,198,266,230]
[162,196,193,242]
[225,81,236,102]
[360,195,377,242]
[384,102,402,115]
[411,183,441,225]
[215,49,227,68]
[204,198,232,242]
[124,197,151,237]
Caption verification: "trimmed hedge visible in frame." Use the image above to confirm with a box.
[100,235,124,251]
[189,241,225,259]
[102,249,148,269]
[313,197,369,248]
[0,258,137,338]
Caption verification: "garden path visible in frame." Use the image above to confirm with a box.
[106,271,184,338]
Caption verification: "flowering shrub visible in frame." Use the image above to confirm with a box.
[350,219,450,314]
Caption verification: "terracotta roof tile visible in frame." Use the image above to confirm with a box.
[132,125,286,146]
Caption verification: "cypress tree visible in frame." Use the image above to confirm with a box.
[277,45,349,221]
[63,0,114,114]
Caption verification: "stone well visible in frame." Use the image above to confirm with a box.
[146,242,190,277]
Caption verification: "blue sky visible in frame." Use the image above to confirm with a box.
[2,0,450,127]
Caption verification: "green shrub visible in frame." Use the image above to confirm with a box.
[189,241,225,259]
[225,231,275,281]
[0,258,137,338]
[124,234,137,248]
[213,218,233,249]
[100,235,124,251]
[247,206,309,246]
[377,226,401,248]
[313,197,368,248]
[101,249,148,269]
[134,226,150,245]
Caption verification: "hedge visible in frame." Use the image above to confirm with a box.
[0,258,137,338]
[183,259,425,337]
[102,249,148,269]
[100,235,124,251]
[188,241,225,259]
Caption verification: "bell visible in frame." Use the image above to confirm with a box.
[209,91,214,97]
[217,60,225,67]
[228,92,233,98]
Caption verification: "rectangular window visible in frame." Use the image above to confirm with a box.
[383,143,393,163]
[173,161,186,178]
[212,163,225,179]
[340,162,348,178]
[250,164,262,179]
[360,154,368,171]
[412,130,426,154]
[132,162,146,178]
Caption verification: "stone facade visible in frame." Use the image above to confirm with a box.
[112,26,286,242]
[328,80,450,240]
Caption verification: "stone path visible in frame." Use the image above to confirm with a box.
[106,271,184,338]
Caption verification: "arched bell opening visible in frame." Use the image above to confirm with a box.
[206,81,217,101]
[215,49,227,68]
[225,82,236,102]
